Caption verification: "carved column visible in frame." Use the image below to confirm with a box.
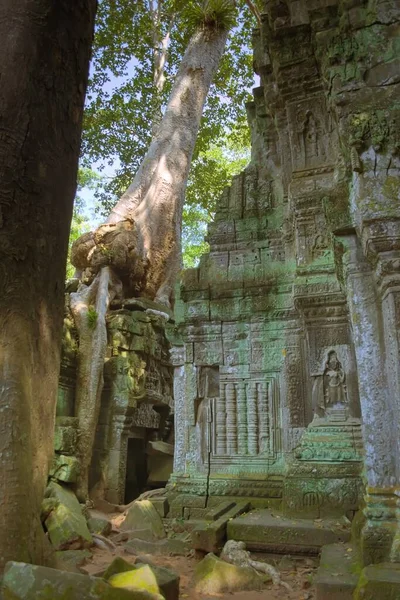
[236,382,247,455]
[170,346,186,473]
[257,382,269,454]
[247,382,258,455]
[226,382,238,455]
[216,383,227,455]
[338,233,398,563]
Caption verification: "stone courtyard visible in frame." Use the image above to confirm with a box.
[2,0,399,598]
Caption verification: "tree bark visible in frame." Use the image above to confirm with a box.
[0,0,96,572]
[105,24,230,305]
[70,268,121,501]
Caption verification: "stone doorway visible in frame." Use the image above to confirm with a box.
[124,437,148,504]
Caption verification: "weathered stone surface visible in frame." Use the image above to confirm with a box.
[87,516,112,536]
[194,553,266,595]
[103,557,179,600]
[54,420,77,455]
[108,565,161,597]
[55,549,93,572]
[354,563,400,600]
[121,501,166,539]
[125,537,191,557]
[44,481,93,550]
[191,501,250,553]
[227,510,351,555]
[50,454,80,483]
[315,544,360,600]
[1,562,161,599]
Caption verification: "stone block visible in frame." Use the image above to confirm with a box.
[50,454,80,483]
[54,423,77,455]
[44,481,93,550]
[315,543,360,600]
[55,549,93,572]
[1,561,159,599]
[121,500,166,539]
[87,516,112,536]
[227,509,351,555]
[108,565,162,598]
[191,502,250,553]
[125,536,191,557]
[194,553,267,595]
[150,497,169,518]
[354,563,400,600]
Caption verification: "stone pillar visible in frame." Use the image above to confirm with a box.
[258,382,269,454]
[226,382,237,455]
[236,382,248,455]
[170,346,186,473]
[216,383,227,455]
[247,382,258,455]
[338,233,399,563]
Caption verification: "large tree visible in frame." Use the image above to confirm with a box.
[70,0,250,501]
[0,0,96,572]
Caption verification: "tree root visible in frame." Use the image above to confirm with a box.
[220,540,292,592]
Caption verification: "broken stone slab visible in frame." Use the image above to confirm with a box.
[55,549,93,572]
[314,543,360,600]
[44,481,93,550]
[121,500,166,539]
[108,565,162,598]
[125,536,191,557]
[54,417,78,455]
[87,516,112,536]
[1,561,162,599]
[103,556,179,600]
[227,509,351,555]
[194,553,268,595]
[150,497,169,518]
[354,563,400,600]
[191,501,250,553]
[49,454,80,483]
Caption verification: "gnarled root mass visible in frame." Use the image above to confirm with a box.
[70,267,122,501]
[220,540,292,592]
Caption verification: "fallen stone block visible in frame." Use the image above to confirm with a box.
[87,516,112,536]
[354,563,400,600]
[50,453,81,483]
[1,561,162,599]
[55,549,93,572]
[315,543,360,600]
[191,501,250,553]
[121,500,166,539]
[103,556,179,600]
[194,553,267,595]
[44,481,93,550]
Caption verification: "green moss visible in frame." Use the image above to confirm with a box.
[87,306,98,329]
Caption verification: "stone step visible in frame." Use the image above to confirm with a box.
[227,509,351,555]
[314,543,360,600]
[191,501,251,553]
[354,563,400,599]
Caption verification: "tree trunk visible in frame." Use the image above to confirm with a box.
[106,24,229,305]
[70,268,121,501]
[0,0,96,572]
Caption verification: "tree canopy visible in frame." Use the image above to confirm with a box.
[78,0,258,266]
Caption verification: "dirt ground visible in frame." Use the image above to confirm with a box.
[81,514,317,600]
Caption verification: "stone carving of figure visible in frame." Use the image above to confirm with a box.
[313,350,348,416]
[323,351,347,407]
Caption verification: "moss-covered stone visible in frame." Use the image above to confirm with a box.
[87,516,112,536]
[44,481,92,550]
[121,501,166,539]
[108,566,161,596]
[1,562,161,599]
[50,454,80,483]
[194,553,267,595]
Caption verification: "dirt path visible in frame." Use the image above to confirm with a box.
[82,543,316,600]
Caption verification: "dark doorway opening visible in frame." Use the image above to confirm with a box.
[124,437,148,504]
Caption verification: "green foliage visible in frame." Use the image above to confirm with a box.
[81,0,256,232]
[66,168,100,279]
[184,0,237,31]
[87,306,98,330]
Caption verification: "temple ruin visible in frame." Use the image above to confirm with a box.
[53,0,400,596]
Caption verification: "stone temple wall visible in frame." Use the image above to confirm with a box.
[168,0,400,564]
[56,297,175,505]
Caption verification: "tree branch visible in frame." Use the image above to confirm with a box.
[243,0,261,26]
